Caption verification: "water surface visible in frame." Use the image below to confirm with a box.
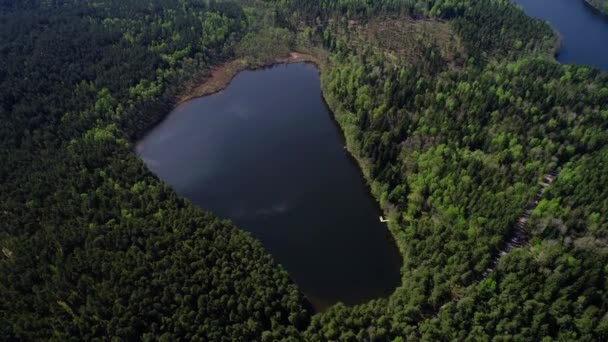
[137,63,402,311]
[513,0,608,70]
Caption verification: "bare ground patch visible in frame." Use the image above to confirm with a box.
[336,17,466,67]
[176,50,328,104]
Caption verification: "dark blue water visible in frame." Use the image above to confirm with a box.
[137,63,402,311]
[513,0,608,70]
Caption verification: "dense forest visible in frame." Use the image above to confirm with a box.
[0,1,309,339]
[1,0,607,340]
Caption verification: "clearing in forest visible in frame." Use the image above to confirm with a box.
[336,18,466,66]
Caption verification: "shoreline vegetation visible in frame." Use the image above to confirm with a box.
[586,0,608,15]
[549,26,564,58]
[321,79,410,258]
[176,50,328,104]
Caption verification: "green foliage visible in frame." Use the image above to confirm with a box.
[1,0,608,340]
[532,149,608,240]
[298,1,608,337]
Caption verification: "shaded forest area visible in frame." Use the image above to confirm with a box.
[0,1,308,340]
[1,0,607,340]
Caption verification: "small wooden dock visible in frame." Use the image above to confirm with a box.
[379,216,390,223]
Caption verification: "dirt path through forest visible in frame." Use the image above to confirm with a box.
[428,170,559,322]
[481,170,559,277]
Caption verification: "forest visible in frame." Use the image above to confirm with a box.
[0,0,607,340]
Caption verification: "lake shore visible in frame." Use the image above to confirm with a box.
[585,0,608,16]
[176,50,327,105]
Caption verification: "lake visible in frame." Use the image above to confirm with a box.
[137,63,402,311]
[513,0,608,70]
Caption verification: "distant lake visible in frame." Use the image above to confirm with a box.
[137,63,402,311]
[513,0,608,70]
